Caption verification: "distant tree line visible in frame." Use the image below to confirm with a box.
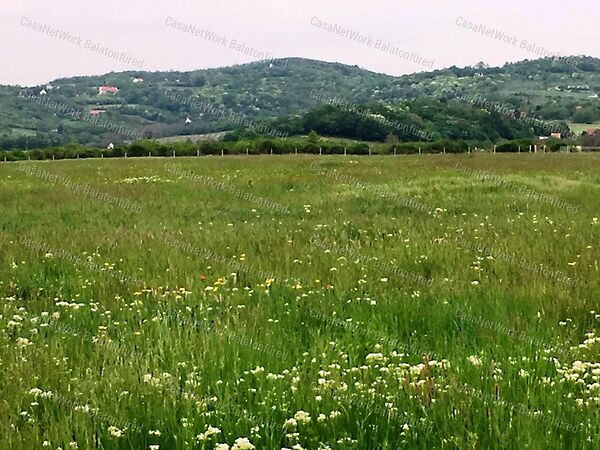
[1,132,596,162]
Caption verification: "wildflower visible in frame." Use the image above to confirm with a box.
[366,353,384,363]
[108,426,124,437]
[469,355,482,366]
[215,445,229,450]
[232,437,255,450]
[197,425,221,441]
[29,388,43,397]
[294,410,311,425]
[16,337,32,347]
[410,363,424,375]
[284,418,297,428]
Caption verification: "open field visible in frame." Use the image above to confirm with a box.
[0,154,599,449]
[568,122,600,136]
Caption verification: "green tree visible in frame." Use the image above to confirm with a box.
[307,130,320,144]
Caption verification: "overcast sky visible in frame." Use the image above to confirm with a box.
[2,0,598,86]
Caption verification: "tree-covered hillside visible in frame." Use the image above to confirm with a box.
[0,56,598,149]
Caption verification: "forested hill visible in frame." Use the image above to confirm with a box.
[1,56,598,149]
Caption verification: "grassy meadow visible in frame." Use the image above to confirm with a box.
[0,154,599,449]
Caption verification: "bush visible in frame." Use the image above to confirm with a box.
[348,142,369,155]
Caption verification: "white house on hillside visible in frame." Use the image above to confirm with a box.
[98,86,119,95]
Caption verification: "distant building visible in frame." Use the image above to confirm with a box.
[107,143,114,150]
[551,132,562,139]
[39,89,47,96]
[185,117,192,124]
[587,129,597,136]
[89,109,106,116]
[98,86,119,95]
[132,77,144,83]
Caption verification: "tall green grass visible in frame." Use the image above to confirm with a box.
[0,154,598,449]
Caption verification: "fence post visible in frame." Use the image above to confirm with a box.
[518,145,521,153]
[295,147,297,155]
[173,150,176,157]
[125,152,128,158]
[246,148,249,155]
[148,152,151,157]
[368,147,371,156]
[443,146,446,154]
[52,154,55,160]
[101,153,104,159]
[197,150,200,157]
[468,146,471,154]
[319,147,322,155]
[493,145,496,154]
[418,147,421,155]
[221,149,224,156]
[394,146,396,155]
[344,147,347,156]
[270,148,273,155]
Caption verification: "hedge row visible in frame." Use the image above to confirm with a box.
[0,138,574,161]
